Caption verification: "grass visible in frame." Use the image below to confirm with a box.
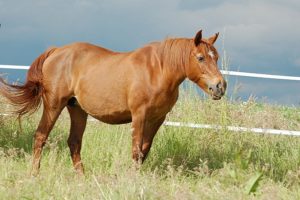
[0,84,300,199]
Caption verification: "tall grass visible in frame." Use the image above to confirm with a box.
[0,87,300,199]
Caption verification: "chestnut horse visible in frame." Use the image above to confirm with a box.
[0,30,226,175]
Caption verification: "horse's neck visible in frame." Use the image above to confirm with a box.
[161,64,186,93]
[160,55,186,92]
[141,41,187,93]
[155,39,190,92]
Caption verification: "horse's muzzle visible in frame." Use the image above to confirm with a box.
[208,80,227,100]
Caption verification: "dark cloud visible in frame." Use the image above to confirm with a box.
[0,0,299,105]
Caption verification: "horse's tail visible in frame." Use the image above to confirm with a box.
[0,47,57,119]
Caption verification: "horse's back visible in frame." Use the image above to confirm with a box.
[41,42,132,123]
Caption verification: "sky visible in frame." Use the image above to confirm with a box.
[0,0,300,105]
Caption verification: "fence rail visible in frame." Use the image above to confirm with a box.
[1,65,300,81]
[1,64,300,136]
[220,70,300,81]
[164,121,300,136]
[0,65,30,70]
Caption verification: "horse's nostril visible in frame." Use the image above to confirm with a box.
[217,82,222,89]
[208,86,214,92]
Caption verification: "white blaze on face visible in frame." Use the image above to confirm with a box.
[208,50,214,59]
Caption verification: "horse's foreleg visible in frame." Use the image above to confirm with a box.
[141,116,166,162]
[131,109,146,164]
[67,105,88,175]
[31,106,63,176]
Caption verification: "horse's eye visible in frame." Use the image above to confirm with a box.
[197,56,205,62]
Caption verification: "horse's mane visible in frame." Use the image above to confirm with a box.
[158,38,193,71]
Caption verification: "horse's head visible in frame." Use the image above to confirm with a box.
[186,30,226,100]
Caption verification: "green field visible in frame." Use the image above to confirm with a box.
[0,86,300,199]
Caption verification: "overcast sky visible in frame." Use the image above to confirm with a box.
[1,0,300,105]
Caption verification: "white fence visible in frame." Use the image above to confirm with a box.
[2,65,300,81]
[0,65,29,70]
[1,64,300,136]
[220,70,300,81]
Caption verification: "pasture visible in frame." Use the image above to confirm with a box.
[0,86,300,199]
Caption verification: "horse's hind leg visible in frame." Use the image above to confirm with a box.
[66,103,88,175]
[32,104,64,176]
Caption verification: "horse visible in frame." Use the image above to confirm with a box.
[0,30,226,175]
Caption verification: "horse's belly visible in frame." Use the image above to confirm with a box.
[75,76,131,124]
[77,95,132,124]
[90,110,132,124]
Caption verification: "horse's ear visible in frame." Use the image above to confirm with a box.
[208,32,219,44]
[194,30,202,46]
